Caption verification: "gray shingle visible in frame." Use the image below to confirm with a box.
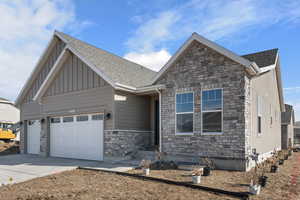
[242,48,278,68]
[57,31,157,88]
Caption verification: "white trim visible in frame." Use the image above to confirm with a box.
[156,89,162,152]
[201,88,223,135]
[33,47,69,102]
[152,32,258,84]
[15,35,58,106]
[259,64,276,73]
[175,91,194,136]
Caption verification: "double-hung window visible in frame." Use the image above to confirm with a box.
[202,89,223,134]
[176,92,194,134]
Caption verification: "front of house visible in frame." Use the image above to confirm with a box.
[16,31,285,171]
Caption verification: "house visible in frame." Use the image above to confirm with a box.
[281,104,295,149]
[16,31,285,171]
[295,121,300,146]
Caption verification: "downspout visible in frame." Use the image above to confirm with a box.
[156,89,162,152]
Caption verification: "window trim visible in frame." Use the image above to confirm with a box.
[175,91,194,136]
[201,88,223,135]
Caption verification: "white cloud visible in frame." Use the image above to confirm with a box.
[125,0,300,71]
[124,49,171,71]
[0,0,90,101]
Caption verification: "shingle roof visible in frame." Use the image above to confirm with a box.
[0,97,13,104]
[281,104,294,124]
[56,31,157,88]
[242,48,278,68]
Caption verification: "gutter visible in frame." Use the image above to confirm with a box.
[115,83,165,94]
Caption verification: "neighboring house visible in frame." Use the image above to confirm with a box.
[0,97,20,140]
[16,31,285,171]
[281,104,295,149]
[295,121,300,146]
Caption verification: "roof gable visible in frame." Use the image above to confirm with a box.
[152,32,259,84]
[15,36,66,106]
[56,31,157,88]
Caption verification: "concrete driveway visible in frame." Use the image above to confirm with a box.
[0,154,137,185]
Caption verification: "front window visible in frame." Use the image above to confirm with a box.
[176,92,194,134]
[202,89,223,134]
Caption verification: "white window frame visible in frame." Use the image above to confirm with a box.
[201,88,223,135]
[175,91,194,136]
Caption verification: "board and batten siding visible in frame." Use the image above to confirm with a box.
[45,53,108,96]
[114,91,151,131]
[21,38,66,120]
[22,51,114,130]
[24,38,66,103]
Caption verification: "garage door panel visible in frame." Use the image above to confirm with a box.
[50,114,103,161]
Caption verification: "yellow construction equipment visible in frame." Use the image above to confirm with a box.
[0,122,16,141]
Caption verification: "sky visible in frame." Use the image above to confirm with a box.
[0,0,300,120]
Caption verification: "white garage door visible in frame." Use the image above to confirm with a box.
[27,120,41,154]
[50,113,104,161]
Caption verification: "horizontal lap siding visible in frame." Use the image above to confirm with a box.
[42,87,114,129]
[114,91,151,131]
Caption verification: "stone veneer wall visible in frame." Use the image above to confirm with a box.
[19,120,27,154]
[104,130,152,158]
[155,41,247,170]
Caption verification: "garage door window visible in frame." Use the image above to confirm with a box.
[92,114,103,120]
[63,116,74,123]
[51,118,60,123]
[77,115,89,122]
[28,120,36,126]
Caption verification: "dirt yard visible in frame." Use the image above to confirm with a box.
[0,169,237,200]
[0,141,19,156]
[0,152,298,200]
[131,152,300,200]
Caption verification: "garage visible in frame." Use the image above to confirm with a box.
[27,120,41,154]
[50,113,104,161]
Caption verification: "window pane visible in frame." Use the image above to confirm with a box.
[51,118,60,123]
[203,112,222,133]
[63,116,73,123]
[92,114,103,120]
[202,89,222,111]
[176,93,193,113]
[258,116,261,133]
[76,115,89,122]
[176,113,193,133]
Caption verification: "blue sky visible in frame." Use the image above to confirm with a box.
[0,0,300,120]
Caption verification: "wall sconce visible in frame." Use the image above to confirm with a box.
[40,118,45,124]
[105,113,111,120]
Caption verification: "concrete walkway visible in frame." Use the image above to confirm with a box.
[0,154,137,185]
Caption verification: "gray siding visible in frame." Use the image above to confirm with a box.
[45,53,107,96]
[24,38,65,103]
[114,91,151,131]
[249,67,282,154]
[21,52,114,130]
[42,87,114,129]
